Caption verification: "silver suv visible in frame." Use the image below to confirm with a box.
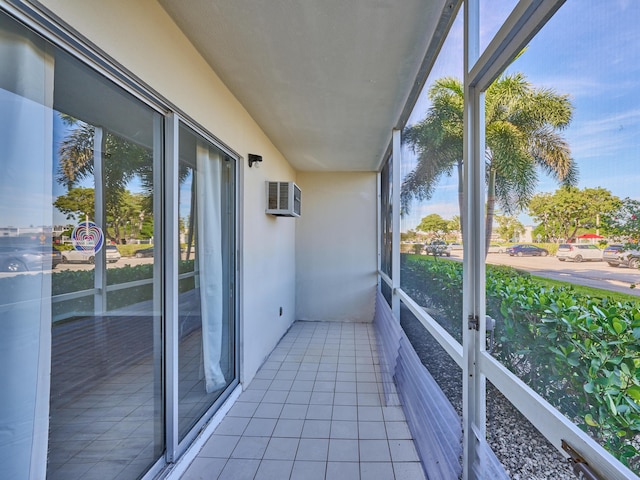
[425,240,451,257]
[602,244,639,268]
[556,244,602,262]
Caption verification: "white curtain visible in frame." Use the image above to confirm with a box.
[0,21,54,479]
[195,142,226,393]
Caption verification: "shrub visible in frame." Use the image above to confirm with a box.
[1,260,197,318]
[402,254,640,472]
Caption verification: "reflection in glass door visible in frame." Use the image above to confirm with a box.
[0,11,166,479]
[46,49,164,479]
[1,10,238,480]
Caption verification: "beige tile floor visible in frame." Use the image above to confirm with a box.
[181,321,427,480]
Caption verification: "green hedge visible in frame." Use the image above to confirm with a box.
[0,261,196,318]
[53,244,153,256]
[53,261,196,317]
[402,254,640,473]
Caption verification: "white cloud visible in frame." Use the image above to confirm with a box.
[567,108,640,160]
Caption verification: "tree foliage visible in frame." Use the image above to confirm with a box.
[401,230,420,242]
[447,215,461,235]
[416,213,449,237]
[53,187,95,222]
[57,117,153,197]
[528,187,620,242]
[495,215,525,242]
[601,197,640,242]
[107,190,151,244]
[402,73,577,255]
[56,115,155,244]
[53,187,153,243]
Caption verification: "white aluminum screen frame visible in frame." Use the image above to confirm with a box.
[378,0,638,478]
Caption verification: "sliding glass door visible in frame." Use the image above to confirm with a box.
[48,45,164,480]
[0,9,237,480]
[176,123,236,442]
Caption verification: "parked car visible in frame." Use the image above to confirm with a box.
[62,245,121,264]
[556,244,602,262]
[134,247,154,258]
[62,248,94,264]
[0,245,61,272]
[425,240,451,257]
[106,245,121,263]
[506,244,549,257]
[51,248,63,268]
[602,244,640,268]
[487,244,504,254]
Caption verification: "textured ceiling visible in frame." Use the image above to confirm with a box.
[158,0,452,171]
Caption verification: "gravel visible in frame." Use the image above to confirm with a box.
[400,308,577,479]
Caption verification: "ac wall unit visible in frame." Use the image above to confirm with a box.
[266,181,301,217]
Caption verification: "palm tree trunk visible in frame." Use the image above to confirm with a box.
[457,160,464,237]
[485,169,496,258]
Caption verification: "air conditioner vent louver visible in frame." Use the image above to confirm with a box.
[266,181,301,217]
[279,182,289,210]
[268,182,278,210]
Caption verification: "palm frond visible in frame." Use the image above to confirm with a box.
[57,123,95,188]
[528,127,573,181]
[403,71,576,221]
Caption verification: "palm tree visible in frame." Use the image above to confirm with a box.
[402,73,577,255]
[57,115,154,243]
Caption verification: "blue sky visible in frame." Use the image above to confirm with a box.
[0,91,55,229]
[2,2,638,233]
[402,0,640,232]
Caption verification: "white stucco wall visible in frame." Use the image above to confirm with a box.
[39,0,297,382]
[37,0,380,375]
[295,172,378,323]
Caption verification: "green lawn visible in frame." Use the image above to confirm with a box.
[404,253,639,303]
[532,276,638,303]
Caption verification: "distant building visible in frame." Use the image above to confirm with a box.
[0,226,18,237]
[0,226,52,239]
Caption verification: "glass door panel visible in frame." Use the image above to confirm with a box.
[482,2,640,475]
[177,124,236,441]
[48,44,164,480]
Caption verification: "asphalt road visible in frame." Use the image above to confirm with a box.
[0,256,156,279]
[5,251,640,298]
[452,251,640,297]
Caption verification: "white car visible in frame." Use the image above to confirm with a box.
[105,245,121,263]
[425,240,451,257]
[487,244,504,254]
[556,244,602,262]
[61,245,121,264]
